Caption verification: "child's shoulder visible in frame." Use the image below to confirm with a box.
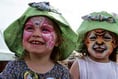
[6,60,26,69]
[2,60,27,74]
[76,56,87,62]
[111,61,118,69]
[54,62,69,72]
[7,60,25,64]
[55,62,68,69]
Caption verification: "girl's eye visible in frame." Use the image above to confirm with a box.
[41,25,53,33]
[24,26,34,32]
[42,28,51,33]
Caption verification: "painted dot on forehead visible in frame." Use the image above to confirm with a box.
[39,16,54,26]
[30,17,45,27]
[30,16,54,28]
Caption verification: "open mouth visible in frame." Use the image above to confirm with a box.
[93,44,107,53]
[93,48,106,53]
[29,40,45,45]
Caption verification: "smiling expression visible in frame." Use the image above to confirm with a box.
[85,29,117,60]
[22,16,58,54]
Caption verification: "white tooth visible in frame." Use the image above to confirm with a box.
[31,41,43,45]
[36,42,39,44]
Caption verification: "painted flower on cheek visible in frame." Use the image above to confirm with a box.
[42,33,55,48]
[41,25,56,49]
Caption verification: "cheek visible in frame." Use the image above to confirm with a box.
[42,32,56,48]
[106,42,114,50]
[105,43,114,56]
[42,33,53,41]
[23,31,32,42]
[103,42,115,55]
[85,40,94,49]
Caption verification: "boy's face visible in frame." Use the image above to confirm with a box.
[22,16,58,55]
[85,29,117,60]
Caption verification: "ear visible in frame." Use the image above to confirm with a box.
[112,40,118,48]
[113,44,117,49]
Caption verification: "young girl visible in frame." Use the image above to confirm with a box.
[0,2,77,79]
[70,11,118,79]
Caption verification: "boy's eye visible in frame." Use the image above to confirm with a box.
[103,33,112,41]
[103,36,112,41]
[88,33,96,41]
[89,36,96,41]
[104,36,111,39]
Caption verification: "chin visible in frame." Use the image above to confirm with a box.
[94,54,107,59]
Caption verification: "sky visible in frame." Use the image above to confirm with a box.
[0,0,118,33]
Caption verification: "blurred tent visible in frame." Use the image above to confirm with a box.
[0,30,15,61]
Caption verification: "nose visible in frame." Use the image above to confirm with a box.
[32,29,42,38]
[96,38,104,45]
[95,42,104,46]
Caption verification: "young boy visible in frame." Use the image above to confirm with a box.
[70,11,118,79]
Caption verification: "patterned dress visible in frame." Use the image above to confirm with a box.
[0,60,71,79]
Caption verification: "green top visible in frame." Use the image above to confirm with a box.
[76,11,118,53]
[4,2,77,60]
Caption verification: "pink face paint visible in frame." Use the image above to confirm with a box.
[37,17,57,49]
[31,17,45,27]
[42,33,55,48]
[23,20,34,43]
[23,16,57,49]
[41,24,56,49]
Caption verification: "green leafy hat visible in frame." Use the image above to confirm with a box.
[4,2,77,60]
[76,11,118,53]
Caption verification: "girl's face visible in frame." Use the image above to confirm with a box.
[22,16,58,55]
[85,29,117,61]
